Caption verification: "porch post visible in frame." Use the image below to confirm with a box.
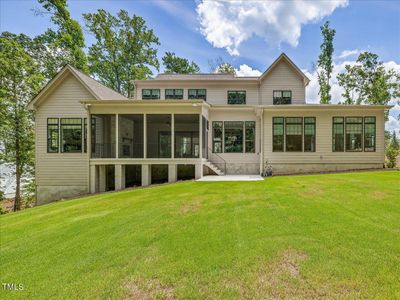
[115,113,119,158]
[115,164,124,190]
[171,114,175,159]
[168,164,177,183]
[89,165,96,193]
[143,114,147,159]
[142,164,150,186]
[99,165,106,192]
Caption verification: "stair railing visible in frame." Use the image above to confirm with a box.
[207,147,226,174]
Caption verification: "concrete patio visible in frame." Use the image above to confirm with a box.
[197,175,264,182]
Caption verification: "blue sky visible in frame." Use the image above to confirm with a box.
[1,0,399,131]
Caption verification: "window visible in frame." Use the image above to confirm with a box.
[273,117,284,152]
[285,117,303,152]
[228,91,246,104]
[165,89,183,99]
[224,121,243,153]
[188,89,206,100]
[47,118,59,153]
[60,118,82,153]
[364,117,376,152]
[273,90,292,105]
[142,89,160,100]
[245,121,255,153]
[212,122,223,153]
[345,117,363,152]
[304,117,316,152]
[332,117,344,152]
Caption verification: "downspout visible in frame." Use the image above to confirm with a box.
[260,108,264,175]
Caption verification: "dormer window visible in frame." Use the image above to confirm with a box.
[273,90,292,105]
[165,89,183,99]
[188,89,206,100]
[142,89,160,100]
[228,91,246,104]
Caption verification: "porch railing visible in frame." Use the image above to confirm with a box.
[91,143,116,158]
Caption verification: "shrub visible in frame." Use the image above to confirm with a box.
[385,146,398,168]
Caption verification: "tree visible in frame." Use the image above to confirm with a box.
[337,52,400,106]
[390,131,399,150]
[317,21,335,104]
[0,32,44,211]
[208,57,236,75]
[162,52,200,74]
[36,0,88,76]
[84,9,160,98]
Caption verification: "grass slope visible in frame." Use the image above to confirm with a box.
[1,171,400,299]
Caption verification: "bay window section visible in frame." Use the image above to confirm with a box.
[304,117,316,152]
[332,117,344,152]
[188,89,206,100]
[60,118,82,153]
[345,117,363,152]
[212,121,223,153]
[224,121,243,153]
[285,117,303,152]
[364,117,376,152]
[47,118,59,153]
[142,89,160,100]
[147,114,171,158]
[228,91,246,104]
[165,89,183,99]
[245,121,255,153]
[273,117,284,152]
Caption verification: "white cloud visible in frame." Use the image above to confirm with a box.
[196,0,348,55]
[235,64,262,77]
[335,49,361,59]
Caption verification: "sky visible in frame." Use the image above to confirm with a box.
[0,0,399,133]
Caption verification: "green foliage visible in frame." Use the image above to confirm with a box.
[84,9,160,98]
[215,62,236,75]
[0,32,44,211]
[337,52,400,106]
[1,172,399,298]
[317,21,336,104]
[36,0,88,76]
[390,131,399,150]
[385,131,399,168]
[162,52,200,74]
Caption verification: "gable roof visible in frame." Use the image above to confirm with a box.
[259,53,310,86]
[28,65,127,109]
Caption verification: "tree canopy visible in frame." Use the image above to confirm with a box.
[84,9,160,98]
[162,52,200,74]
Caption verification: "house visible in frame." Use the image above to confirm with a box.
[28,53,390,205]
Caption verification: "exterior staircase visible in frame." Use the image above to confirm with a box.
[204,160,224,176]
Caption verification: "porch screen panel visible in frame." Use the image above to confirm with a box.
[272,117,284,152]
[285,117,302,152]
[174,114,199,158]
[147,114,171,158]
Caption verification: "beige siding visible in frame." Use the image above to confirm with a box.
[263,109,385,166]
[35,74,93,188]
[260,60,305,105]
[136,82,260,105]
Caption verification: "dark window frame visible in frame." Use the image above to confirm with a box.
[224,121,244,153]
[188,89,207,100]
[285,117,303,152]
[364,116,376,152]
[244,121,256,153]
[332,116,345,152]
[165,88,183,100]
[227,90,246,105]
[272,117,285,152]
[142,89,160,100]
[304,117,316,152]
[345,116,363,152]
[273,90,292,105]
[212,121,223,154]
[47,118,59,153]
[60,118,83,153]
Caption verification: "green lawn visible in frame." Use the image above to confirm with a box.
[1,171,400,299]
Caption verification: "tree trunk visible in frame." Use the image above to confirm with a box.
[14,166,21,211]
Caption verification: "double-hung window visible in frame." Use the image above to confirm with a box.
[47,118,59,153]
[60,118,82,153]
[332,117,345,152]
[304,117,316,152]
[272,117,284,152]
[364,117,376,152]
[142,89,160,100]
[212,121,223,153]
[285,117,303,152]
[227,91,246,104]
[273,90,292,105]
[245,121,255,153]
[345,117,363,152]
[165,89,183,99]
[188,89,206,100]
